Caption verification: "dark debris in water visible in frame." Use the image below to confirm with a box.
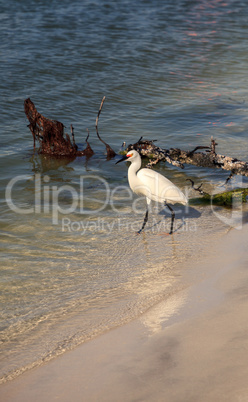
[24,97,115,160]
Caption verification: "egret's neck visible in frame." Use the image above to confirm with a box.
[128,158,142,188]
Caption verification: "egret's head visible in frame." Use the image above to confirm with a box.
[115,149,140,164]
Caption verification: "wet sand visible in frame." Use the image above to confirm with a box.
[1,224,248,402]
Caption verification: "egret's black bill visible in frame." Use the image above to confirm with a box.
[115,155,128,164]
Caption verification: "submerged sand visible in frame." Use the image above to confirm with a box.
[1,224,248,402]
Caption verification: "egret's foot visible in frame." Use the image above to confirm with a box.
[158,231,177,236]
[158,232,170,236]
[136,229,146,235]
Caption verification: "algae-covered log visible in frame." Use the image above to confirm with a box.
[189,188,248,207]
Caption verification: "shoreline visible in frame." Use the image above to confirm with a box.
[1,224,248,401]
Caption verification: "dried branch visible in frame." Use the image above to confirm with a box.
[126,138,184,169]
[95,96,116,159]
[224,172,234,185]
[95,96,105,143]
[187,146,210,157]
[124,137,248,177]
[186,179,209,196]
[71,124,76,148]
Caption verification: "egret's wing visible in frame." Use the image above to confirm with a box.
[137,168,187,204]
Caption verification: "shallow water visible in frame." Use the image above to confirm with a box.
[1,0,248,383]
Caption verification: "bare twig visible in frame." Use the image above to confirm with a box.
[95,96,116,159]
[86,128,90,143]
[95,96,106,145]
[210,136,218,154]
[187,146,210,157]
[71,124,75,146]
[84,129,94,157]
[224,172,234,185]
[186,179,209,196]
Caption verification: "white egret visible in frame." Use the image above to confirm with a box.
[116,149,187,234]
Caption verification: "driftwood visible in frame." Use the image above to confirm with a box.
[124,138,248,207]
[24,97,114,159]
[95,96,116,159]
[124,137,248,177]
[25,97,248,179]
[24,98,86,157]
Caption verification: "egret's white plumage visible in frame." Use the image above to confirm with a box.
[116,150,187,234]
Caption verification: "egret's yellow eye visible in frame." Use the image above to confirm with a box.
[127,152,133,158]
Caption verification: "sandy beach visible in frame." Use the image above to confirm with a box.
[1,223,248,402]
[2,0,248,400]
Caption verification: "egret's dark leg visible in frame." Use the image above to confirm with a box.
[165,203,175,234]
[137,208,149,234]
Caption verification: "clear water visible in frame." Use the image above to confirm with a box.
[1,0,248,383]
